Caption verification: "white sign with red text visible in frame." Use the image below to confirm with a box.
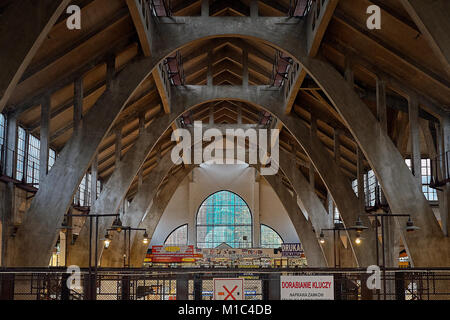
[281,276,334,300]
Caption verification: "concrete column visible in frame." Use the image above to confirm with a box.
[59,231,66,267]
[242,49,249,88]
[90,155,98,209]
[442,116,450,236]
[115,128,122,168]
[250,0,258,18]
[309,162,315,189]
[237,105,242,124]
[106,55,115,90]
[207,50,213,86]
[376,77,387,132]
[209,106,214,125]
[357,147,365,211]
[138,113,146,135]
[344,55,354,85]
[73,78,83,134]
[408,96,422,186]
[39,95,50,183]
[187,173,196,245]
[253,177,260,247]
[137,168,143,191]
[334,129,341,166]
[5,115,17,178]
[201,0,209,17]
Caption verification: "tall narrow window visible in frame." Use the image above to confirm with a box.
[16,127,26,181]
[196,191,252,248]
[27,134,40,186]
[165,224,188,245]
[0,113,5,150]
[405,159,437,201]
[260,224,283,248]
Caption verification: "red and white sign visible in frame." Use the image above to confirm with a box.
[281,276,334,300]
[213,278,244,301]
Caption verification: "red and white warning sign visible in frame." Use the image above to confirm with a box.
[213,278,244,301]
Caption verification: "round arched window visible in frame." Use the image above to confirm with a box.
[196,191,252,248]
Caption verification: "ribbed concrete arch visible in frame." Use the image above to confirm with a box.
[101,137,334,267]
[12,16,446,267]
[170,86,376,267]
[124,163,327,268]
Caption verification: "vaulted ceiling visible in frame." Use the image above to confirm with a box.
[3,0,449,203]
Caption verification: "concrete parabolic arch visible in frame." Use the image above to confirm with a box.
[101,137,336,268]
[123,163,327,268]
[11,16,445,267]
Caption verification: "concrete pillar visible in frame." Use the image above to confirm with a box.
[39,95,50,183]
[106,55,115,90]
[408,96,422,186]
[242,49,249,88]
[357,147,365,211]
[90,155,98,209]
[5,115,17,178]
[309,162,315,189]
[176,274,189,300]
[201,0,209,17]
[138,113,146,135]
[209,106,214,125]
[115,128,122,168]
[187,173,196,245]
[253,177,260,247]
[237,105,242,124]
[207,50,213,86]
[376,77,387,132]
[73,78,83,134]
[344,55,354,85]
[442,116,450,236]
[334,129,341,166]
[250,0,258,18]
[59,231,66,267]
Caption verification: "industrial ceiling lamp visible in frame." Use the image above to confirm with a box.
[104,233,111,249]
[142,231,149,245]
[405,217,420,232]
[319,232,325,244]
[355,234,362,245]
[112,216,123,233]
[351,217,368,234]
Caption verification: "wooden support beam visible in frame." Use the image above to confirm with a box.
[400,0,450,77]
[284,0,339,114]
[0,0,71,112]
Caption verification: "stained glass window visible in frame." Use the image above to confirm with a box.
[260,224,283,248]
[165,224,188,245]
[196,191,252,248]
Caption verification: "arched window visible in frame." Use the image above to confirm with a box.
[196,190,252,248]
[260,224,283,248]
[165,224,188,245]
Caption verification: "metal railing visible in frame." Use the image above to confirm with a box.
[1,267,449,300]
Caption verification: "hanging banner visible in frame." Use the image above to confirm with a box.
[281,243,303,257]
[281,276,334,300]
